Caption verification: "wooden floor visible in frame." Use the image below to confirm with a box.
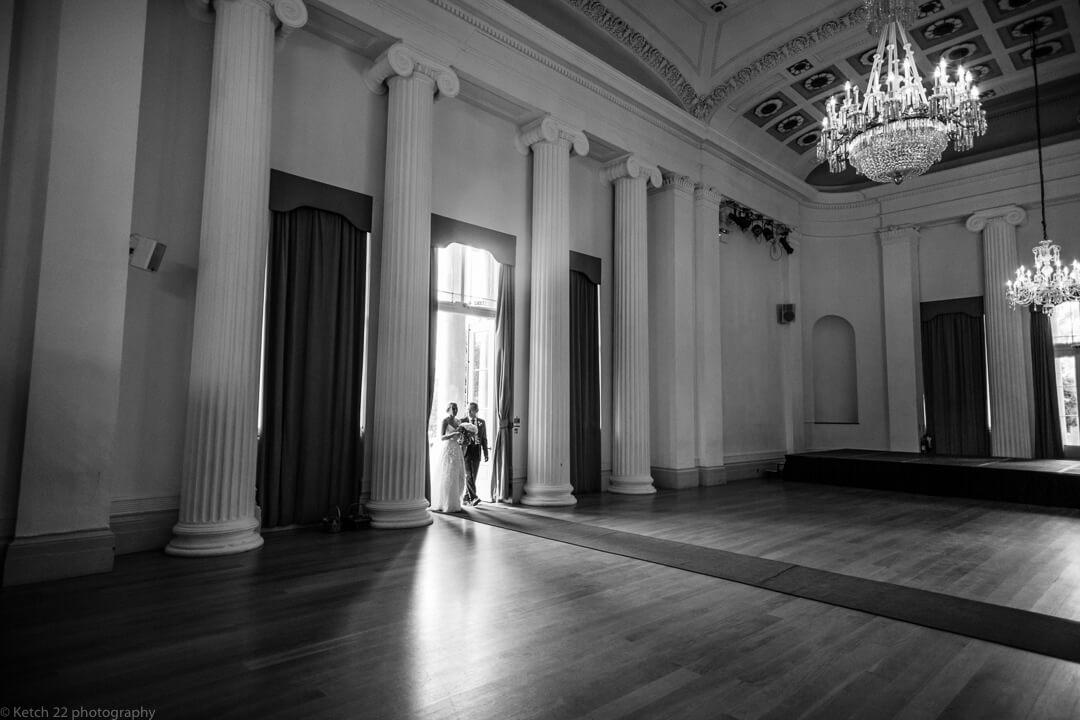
[2,479,1079,719]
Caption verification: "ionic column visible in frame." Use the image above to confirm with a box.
[967,206,1033,458]
[879,226,923,452]
[693,184,726,485]
[168,0,307,557]
[364,44,459,528]
[604,156,661,494]
[517,116,588,506]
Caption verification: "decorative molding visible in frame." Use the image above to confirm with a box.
[695,5,868,120]
[112,509,179,555]
[427,0,694,142]
[602,154,662,187]
[364,42,460,98]
[516,115,589,156]
[966,204,1027,232]
[878,225,921,244]
[3,529,115,586]
[654,172,695,194]
[563,0,699,113]
[651,466,700,490]
[111,496,181,516]
[694,183,724,205]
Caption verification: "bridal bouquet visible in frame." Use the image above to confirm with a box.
[457,421,478,446]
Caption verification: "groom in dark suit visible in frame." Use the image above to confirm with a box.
[462,402,489,506]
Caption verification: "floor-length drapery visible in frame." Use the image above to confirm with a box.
[1031,309,1065,458]
[258,207,366,527]
[491,263,515,502]
[569,269,601,493]
[921,310,990,456]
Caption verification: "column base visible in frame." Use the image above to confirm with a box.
[608,474,657,495]
[367,498,432,529]
[521,482,577,506]
[165,516,264,557]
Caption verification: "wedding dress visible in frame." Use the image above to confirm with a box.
[431,430,466,512]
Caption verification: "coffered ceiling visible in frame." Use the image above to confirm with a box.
[501,0,1080,191]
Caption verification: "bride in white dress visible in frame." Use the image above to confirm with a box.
[431,403,466,512]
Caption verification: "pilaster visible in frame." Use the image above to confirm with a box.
[879,225,923,453]
[604,155,661,495]
[647,173,698,489]
[967,205,1033,458]
[693,184,726,485]
[518,116,588,506]
[364,43,459,528]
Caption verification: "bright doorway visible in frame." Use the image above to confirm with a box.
[429,243,499,499]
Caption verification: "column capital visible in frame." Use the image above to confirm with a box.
[650,172,695,196]
[693,183,723,206]
[602,154,661,188]
[364,42,460,99]
[878,224,920,246]
[515,115,589,157]
[966,205,1026,233]
[188,0,308,42]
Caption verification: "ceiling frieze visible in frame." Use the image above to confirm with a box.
[695,5,867,120]
[564,0,699,113]
[562,0,867,121]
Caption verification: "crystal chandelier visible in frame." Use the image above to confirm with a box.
[816,0,987,184]
[1005,29,1079,315]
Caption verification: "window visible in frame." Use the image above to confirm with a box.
[1051,301,1080,451]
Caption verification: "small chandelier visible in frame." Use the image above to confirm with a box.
[816,0,987,184]
[1005,29,1079,315]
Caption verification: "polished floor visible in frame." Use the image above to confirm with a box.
[2,479,1079,719]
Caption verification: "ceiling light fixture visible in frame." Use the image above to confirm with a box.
[816,0,987,184]
[1005,29,1078,315]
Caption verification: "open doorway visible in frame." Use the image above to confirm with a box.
[429,243,499,500]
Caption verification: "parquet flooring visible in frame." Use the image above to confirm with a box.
[2,479,1078,719]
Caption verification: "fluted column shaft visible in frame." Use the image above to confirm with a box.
[169,0,308,556]
[605,156,660,494]
[518,117,588,506]
[364,44,459,528]
[968,205,1033,458]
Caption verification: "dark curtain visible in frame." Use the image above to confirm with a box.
[920,311,990,457]
[257,207,366,527]
[491,264,515,502]
[569,269,601,493]
[1031,309,1065,458]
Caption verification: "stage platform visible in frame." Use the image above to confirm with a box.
[783,449,1080,510]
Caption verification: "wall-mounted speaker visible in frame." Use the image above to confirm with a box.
[129,233,166,272]
[777,303,796,324]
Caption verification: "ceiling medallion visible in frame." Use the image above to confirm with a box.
[816,0,987,184]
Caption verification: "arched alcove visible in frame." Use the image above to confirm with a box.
[812,315,858,424]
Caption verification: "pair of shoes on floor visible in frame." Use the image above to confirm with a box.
[471,497,481,506]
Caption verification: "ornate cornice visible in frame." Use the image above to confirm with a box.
[652,172,695,195]
[966,205,1027,232]
[694,183,723,206]
[364,42,460,98]
[564,0,698,113]
[878,225,920,245]
[516,116,590,156]
[694,6,866,120]
[560,0,866,121]
[602,154,661,187]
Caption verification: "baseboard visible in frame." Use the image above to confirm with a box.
[0,516,13,582]
[698,465,728,487]
[724,456,785,481]
[111,509,179,555]
[651,466,700,490]
[3,528,115,586]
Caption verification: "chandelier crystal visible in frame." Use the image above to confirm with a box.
[816,0,987,184]
[1005,28,1077,315]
